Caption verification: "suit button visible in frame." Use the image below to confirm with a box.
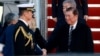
[68,49,70,52]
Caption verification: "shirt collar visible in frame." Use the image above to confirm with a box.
[70,20,78,30]
[19,18,28,26]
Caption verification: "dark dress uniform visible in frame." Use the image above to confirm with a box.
[46,19,94,53]
[13,20,46,55]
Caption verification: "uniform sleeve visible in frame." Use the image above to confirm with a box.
[34,28,47,49]
[52,0,58,18]
[81,0,88,15]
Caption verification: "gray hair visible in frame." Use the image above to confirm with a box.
[5,13,18,23]
[63,0,76,8]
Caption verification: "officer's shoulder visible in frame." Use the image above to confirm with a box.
[14,22,25,31]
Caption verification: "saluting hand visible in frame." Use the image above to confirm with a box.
[28,18,37,31]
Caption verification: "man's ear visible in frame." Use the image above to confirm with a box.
[74,15,78,19]
[75,14,78,17]
[76,15,78,19]
[23,11,28,16]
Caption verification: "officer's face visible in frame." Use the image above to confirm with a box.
[25,11,33,21]
[65,11,78,25]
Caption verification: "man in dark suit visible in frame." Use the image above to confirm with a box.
[46,7,93,53]
[49,0,88,44]
[0,13,18,56]
[13,3,46,55]
[74,0,88,23]
[49,0,77,47]
[52,0,66,25]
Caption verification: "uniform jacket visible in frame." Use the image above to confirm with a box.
[13,20,46,55]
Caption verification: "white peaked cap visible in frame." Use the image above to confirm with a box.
[17,3,35,8]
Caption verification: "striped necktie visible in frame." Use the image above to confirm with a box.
[68,26,73,52]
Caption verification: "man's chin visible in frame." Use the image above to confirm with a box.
[66,22,71,25]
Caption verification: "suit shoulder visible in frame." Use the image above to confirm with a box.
[79,23,91,31]
[5,25,15,32]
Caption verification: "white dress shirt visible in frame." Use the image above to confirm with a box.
[0,43,4,52]
[69,20,78,31]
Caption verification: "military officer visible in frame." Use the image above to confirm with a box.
[13,3,46,55]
